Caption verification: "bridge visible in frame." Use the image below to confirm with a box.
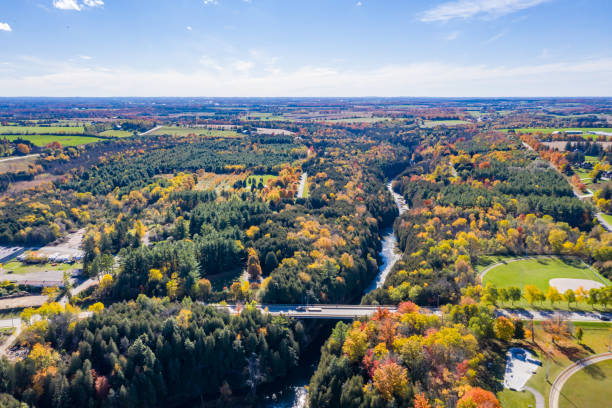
[212,303,612,322]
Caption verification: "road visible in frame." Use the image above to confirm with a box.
[548,352,612,408]
[139,125,163,136]
[524,386,545,408]
[0,154,40,163]
[296,172,307,198]
[214,304,612,322]
[596,212,612,232]
[59,278,98,305]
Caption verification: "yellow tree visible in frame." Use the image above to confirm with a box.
[372,360,409,401]
[546,287,562,307]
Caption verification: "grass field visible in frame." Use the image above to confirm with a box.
[194,172,245,191]
[422,119,470,127]
[0,155,39,174]
[1,261,82,275]
[525,322,612,407]
[558,359,612,408]
[325,117,392,124]
[302,178,310,198]
[0,125,85,134]
[496,389,535,408]
[2,135,102,146]
[246,174,277,187]
[149,126,242,138]
[98,129,134,137]
[601,213,612,226]
[482,256,610,293]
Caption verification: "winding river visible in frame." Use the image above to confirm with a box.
[260,179,408,408]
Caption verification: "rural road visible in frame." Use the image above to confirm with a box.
[139,125,162,136]
[524,386,545,408]
[0,154,40,162]
[596,213,612,232]
[548,352,612,408]
[296,172,307,198]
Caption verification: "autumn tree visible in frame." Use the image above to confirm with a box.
[457,387,501,408]
[372,360,409,401]
[247,248,262,281]
[493,316,515,341]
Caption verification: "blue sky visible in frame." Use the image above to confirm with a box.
[0,0,611,96]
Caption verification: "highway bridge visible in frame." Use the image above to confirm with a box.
[212,303,612,322]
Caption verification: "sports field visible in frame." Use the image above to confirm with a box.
[1,135,102,146]
[482,256,610,293]
[558,359,612,408]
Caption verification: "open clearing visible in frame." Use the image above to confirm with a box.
[98,129,134,137]
[195,172,245,191]
[558,359,612,408]
[549,278,605,292]
[422,119,470,127]
[1,135,103,146]
[246,174,277,187]
[0,154,39,174]
[543,141,612,150]
[148,126,242,138]
[0,126,85,134]
[482,256,609,293]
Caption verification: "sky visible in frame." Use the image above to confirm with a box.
[0,0,611,97]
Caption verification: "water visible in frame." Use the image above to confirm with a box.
[260,179,408,407]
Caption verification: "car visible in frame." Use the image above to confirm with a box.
[600,315,610,321]
[295,306,306,311]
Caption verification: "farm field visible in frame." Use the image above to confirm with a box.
[482,256,610,293]
[558,359,612,408]
[98,129,134,137]
[0,126,85,134]
[2,135,102,146]
[246,174,277,187]
[422,119,470,127]
[325,117,392,124]
[148,126,242,138]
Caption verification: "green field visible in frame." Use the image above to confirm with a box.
[98,129,134,137]
[496,389,535,408]
[302,178,310,198]
[422,119,470,128]
[1,261,83,275]
[600,213,612,226]
[149,126,242,138]
[558,359,612,408]
[525,322,612,407]
[482,256,610,293]
[0,125,85,134]
[1,135,102,146]
[325,117,392,124]
[246,174,277,187]
[507,128,612,140]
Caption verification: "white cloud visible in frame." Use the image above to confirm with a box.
[421,0,551,22]
[79,55,92,60]
[83,0,104,7]
[2,57,612,97]
[483,31,506,44]
[445,31,460,40]
[53,0,81,11]
[186,26,193,31]
[0,23,11,32]
[203,0,218,5]
[356,2,363,6]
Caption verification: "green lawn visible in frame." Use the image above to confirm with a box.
[482,256,610,293]
[600,213,612,226]
[98,129,134,137]
[422,119,470,128]
[0,125,85,134]
[496,389,535,408]
[525,322,612,407]
[148,126,242,138]
[1,261,82,275]
[558,359,612,408]
[246,174,277,187]
[1,134,103,146]
[302,178,310,198]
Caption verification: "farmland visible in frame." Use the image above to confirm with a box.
[0,125,85,134]
[97,129,134,137]
[1,134,103,146]
[148,126,243,138]
[422,119,470,127]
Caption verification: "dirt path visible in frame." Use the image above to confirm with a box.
[548,352,612,408]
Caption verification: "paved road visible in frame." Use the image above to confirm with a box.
[524,386,545,408]
[139,125,163,136]
[548,352,612,408]
[215,304,612,322]
[0,154,40,163]
[59,278,98,305]
[296,172,307,198]
[596,212,612,232]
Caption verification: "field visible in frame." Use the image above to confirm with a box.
[1,261,82,275]
[195,172,246,191]
[0,155,39,174]
[558,359,612,408]
[482,256,609,293]
[325,117,392,124]
[0,126,85,134]
[601,213,612,226]
[422,119,470,127]
[525,322,612,407]
[98,129,134,137]
[246,174,277,186]
[2,135,103,146]
[496,389,535,408]
[148,126,242,138]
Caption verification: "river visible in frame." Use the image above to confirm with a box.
[260,179,408,407]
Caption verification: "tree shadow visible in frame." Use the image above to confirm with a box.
[556,343,588,362]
